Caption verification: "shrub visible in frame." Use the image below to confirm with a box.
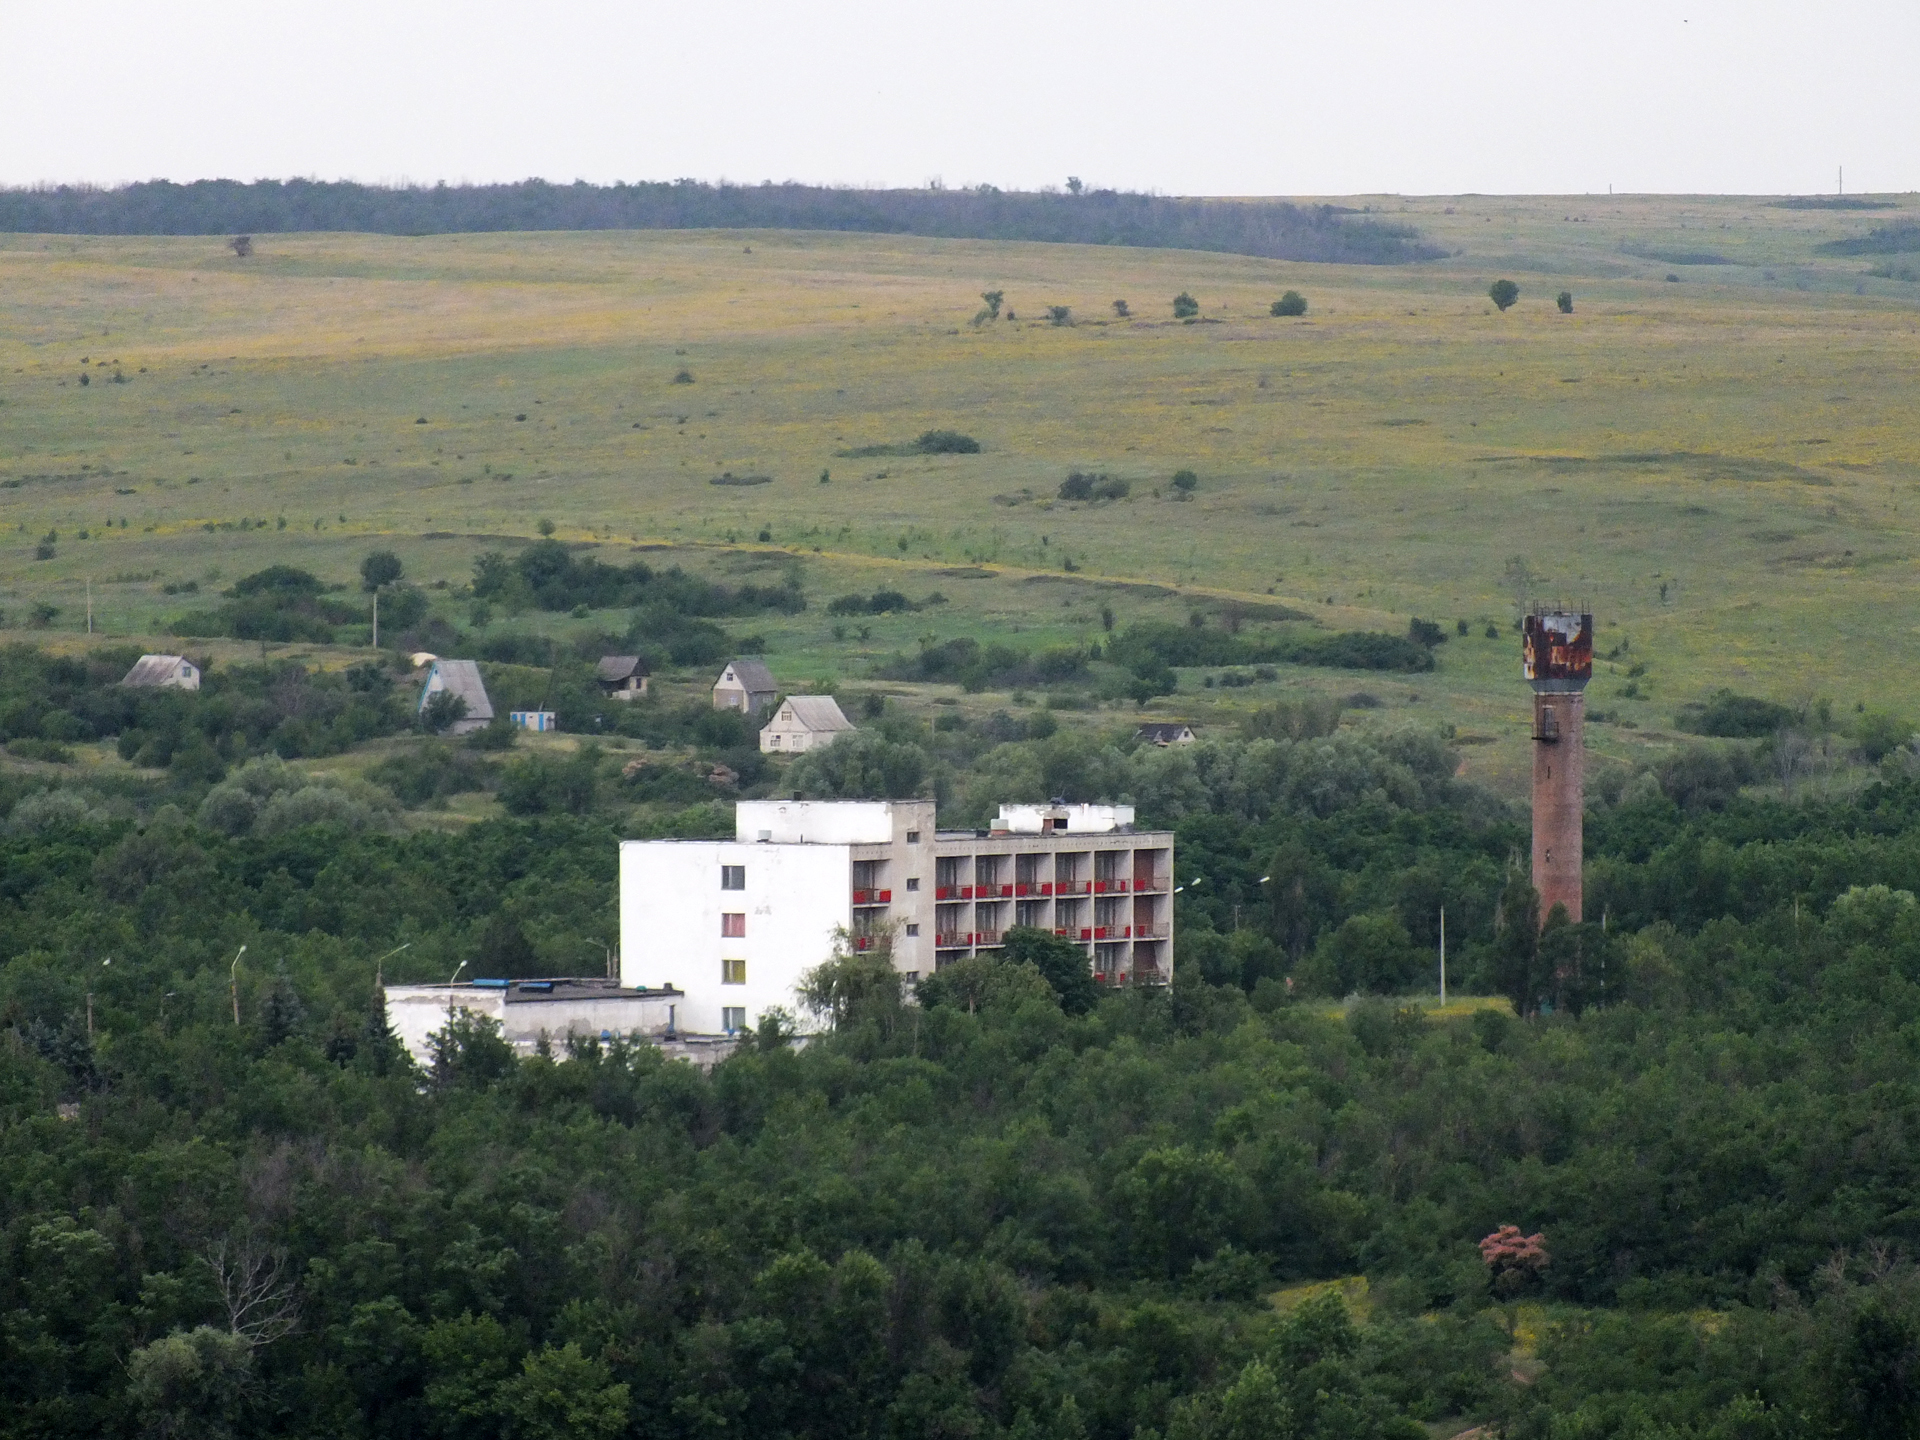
[1408,618,1447,648]
[255,784,384,836]
[1046,306,1072,326]
[786,730,928,799]
[1171,469,1198,494]
[912,429,980,454]
[1674,689,1795,738]
[1858,710,1914,762]
[419,691,469,734]
[499,750,599,816]
[8,738,74,764]
[1489,279,1519,311]
[1556,290,1574,314]
[1272,290,1307,317]
[1112,299,1130,318]
[827,590,918,616]
[672,369,694,384]
[1057,471,1129,502]
[1172,292,1199,319]
[368,744,498,805]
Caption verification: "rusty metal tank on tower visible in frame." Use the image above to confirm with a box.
[1523,609,1592,924]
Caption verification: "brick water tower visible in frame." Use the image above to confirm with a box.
[1523,608,1593,924]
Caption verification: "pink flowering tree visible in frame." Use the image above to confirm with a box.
[1479,1225,1549,1297]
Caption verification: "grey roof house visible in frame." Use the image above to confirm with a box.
[418,659,494,735]
[713,659,777,713]
[121,654,201,691]
[759,695,855,754]
[596,655,651,699]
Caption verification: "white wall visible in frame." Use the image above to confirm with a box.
[383,987,681,1067]
[621,840,852,1033]
[735,800,901,845]
[995,803,1135,834]
[386,988,506,1068]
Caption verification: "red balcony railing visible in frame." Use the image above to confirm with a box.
[1090,925,1133,941]
[1053,881,1089,896]
[1133,924,1170,940]
[974,930,1004,947]
[851,888,892,905]
[936,932,969,948]
[1132,875,1168,893]
[852,936,876,952]
[1092,879,1130,894]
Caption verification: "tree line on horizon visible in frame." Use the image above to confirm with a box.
[0,178,1444,264]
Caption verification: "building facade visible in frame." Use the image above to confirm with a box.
[383,977,684,1066]
[619,799,1172,1035]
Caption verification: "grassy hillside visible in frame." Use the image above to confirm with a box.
[3,193,1917,796]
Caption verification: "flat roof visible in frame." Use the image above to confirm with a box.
[389,978,681,1004]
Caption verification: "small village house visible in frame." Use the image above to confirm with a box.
[713,659,777,713]
[760,695,854,754]
[1136,722,1197,747]
[120,654,201,691]
[596,655,650,700]
[417,659,494,735]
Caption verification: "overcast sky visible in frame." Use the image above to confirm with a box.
[4,0,1914,196]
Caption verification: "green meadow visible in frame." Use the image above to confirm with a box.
[4,193,1918,796]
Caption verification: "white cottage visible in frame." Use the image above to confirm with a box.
[759,695,855,755]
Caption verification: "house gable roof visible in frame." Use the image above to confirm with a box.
[596,655,650,683]
[717,659,776,693]
[774,695,855,733]
[423,659,494,721]
[1136,722,1195,743]
[121,654,195,687]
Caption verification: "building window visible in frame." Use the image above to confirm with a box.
[722,1007,746,1033]
[721,865,745,890]
[906,830,920,844]
[722,959,747,985]
[905,877,919,891]
[721,912,746,937]
[905,923,920,937]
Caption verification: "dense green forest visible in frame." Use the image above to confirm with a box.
[3,636,1920,1437]
[0,179,1441,264]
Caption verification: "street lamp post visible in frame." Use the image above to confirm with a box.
[230,944,247,1025]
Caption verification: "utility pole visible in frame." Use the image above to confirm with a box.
[230,944,247,1025]
[1439,906,1447,1006]
[85,577,92,635]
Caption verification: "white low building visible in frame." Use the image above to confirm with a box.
[759,695,854,754]
[383,977,684,1066]
[619,798,1173,1037]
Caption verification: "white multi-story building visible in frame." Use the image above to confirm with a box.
[619,799,1173,1035]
